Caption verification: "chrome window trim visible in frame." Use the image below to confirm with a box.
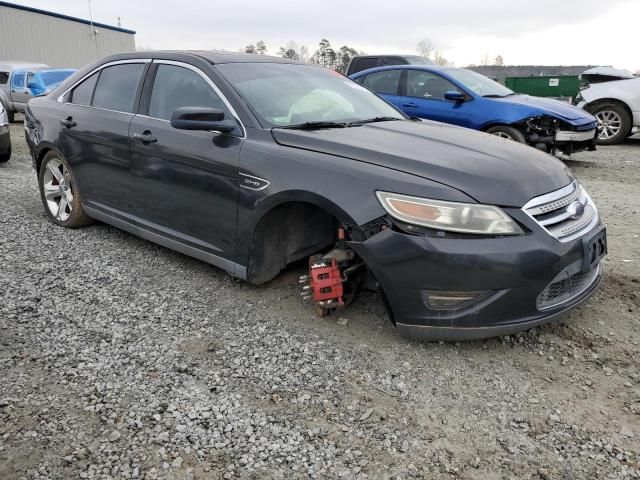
[147,59,246,138]
[56,58,151,105]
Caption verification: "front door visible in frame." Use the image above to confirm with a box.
[128,61,243,261]
[400,70,473,128]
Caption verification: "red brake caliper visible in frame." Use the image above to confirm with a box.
[309,257,344,309]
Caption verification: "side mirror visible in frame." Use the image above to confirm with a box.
[170,107,236,133]
[444,91,466,102]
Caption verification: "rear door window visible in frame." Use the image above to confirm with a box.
[148,64,227,121]
[362,70,402,95]
[0,72,9,85]
[11,72,26,90]
[92,63,145,113]
[69,72,99,106]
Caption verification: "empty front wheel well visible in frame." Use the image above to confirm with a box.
[247,202,342,285]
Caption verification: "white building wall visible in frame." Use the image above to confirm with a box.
[0,5,135,69]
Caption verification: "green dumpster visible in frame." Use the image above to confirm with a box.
[504,75,580,101]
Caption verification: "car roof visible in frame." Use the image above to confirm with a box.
[13,68,76,74]
[0,61,49,70]
[98,50,302,65]
[350,64,459,77]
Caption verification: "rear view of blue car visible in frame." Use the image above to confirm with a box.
[350,65,598,156]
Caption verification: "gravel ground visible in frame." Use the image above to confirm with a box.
[1,119,639,480]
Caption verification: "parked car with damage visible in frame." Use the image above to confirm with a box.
[0,61,49,122]
[350,65,598,156]
[0,104,10,163]
[25,51,607,340]
[576,67,640,144]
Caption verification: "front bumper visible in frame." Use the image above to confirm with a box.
[350,210,604,341]
[554,128,597,155]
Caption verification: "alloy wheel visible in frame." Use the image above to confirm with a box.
[595,110,622,140]
[43,158,73,222]
[492,131,514,140]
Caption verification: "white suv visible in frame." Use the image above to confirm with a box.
[576,68,640,145]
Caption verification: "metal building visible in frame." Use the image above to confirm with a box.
[0,1,136,69]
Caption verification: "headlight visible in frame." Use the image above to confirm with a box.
[376,191,524,235]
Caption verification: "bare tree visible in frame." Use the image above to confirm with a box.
[244,44,256,54]
[479,53,491,66]
[434,51,450,66]
[416,38,436,59]
[494,55,504,66]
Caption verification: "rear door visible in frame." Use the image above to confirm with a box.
[10,71,29,111]
[357,69,402,107]
[57,61,148,212]
[128,60,243,260]
[400,70,473,127]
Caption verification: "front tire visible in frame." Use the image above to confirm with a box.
[588,102,632,145]
[38,151,93,228]
[7,110,15,123]
[486,125,527,144]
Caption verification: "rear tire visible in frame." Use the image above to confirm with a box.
[486,125,527,144]
[588,102,632,145]
[38,151,93,228]
[0,145,9,163]
[7,110,14,123]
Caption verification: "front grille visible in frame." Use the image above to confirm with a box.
[537,263,601,310]
[523,181,598,241]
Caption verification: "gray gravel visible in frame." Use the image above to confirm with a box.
[1,122,639,479]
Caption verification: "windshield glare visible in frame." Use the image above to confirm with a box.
[216,63,405,128]
[445,69,513,97]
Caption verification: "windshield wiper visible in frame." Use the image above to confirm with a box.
[275,121,347,130]
[347,116,402,126]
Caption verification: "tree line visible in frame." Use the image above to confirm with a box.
[241,37,507,72]
[242,39,364,74]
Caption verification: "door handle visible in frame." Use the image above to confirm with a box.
[402,102,418,108]
[60,117,76,128]
[133,131,157,144]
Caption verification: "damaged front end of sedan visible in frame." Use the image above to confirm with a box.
[516,115,598,156]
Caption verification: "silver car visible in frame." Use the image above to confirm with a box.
[0,104,10,163]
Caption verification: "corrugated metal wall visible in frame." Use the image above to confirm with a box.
[0,6,135,68]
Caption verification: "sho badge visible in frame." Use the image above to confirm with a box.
[240,173,270,191]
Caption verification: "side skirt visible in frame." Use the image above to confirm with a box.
[83,204,247,280]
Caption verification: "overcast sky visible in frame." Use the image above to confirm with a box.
[14,0,640,72]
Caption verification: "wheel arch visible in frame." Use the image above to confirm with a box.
[245,190,365,285]
[586,97,634,118]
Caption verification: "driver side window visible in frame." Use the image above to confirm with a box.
[406,71,460,101]
[148,64,228,121]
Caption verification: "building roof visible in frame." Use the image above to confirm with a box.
[0,1,136,34]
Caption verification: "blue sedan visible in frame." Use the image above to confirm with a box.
[350,65,598,156]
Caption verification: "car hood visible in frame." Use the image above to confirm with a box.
[272,120,573,207]
[494,94,594,123]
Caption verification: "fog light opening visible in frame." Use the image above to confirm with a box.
[421,290,491,310]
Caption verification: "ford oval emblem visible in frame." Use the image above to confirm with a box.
[567,201,585,220]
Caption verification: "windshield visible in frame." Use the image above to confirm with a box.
[40,70,75,87]
[216,63,405,128]
[445,69,513,97]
